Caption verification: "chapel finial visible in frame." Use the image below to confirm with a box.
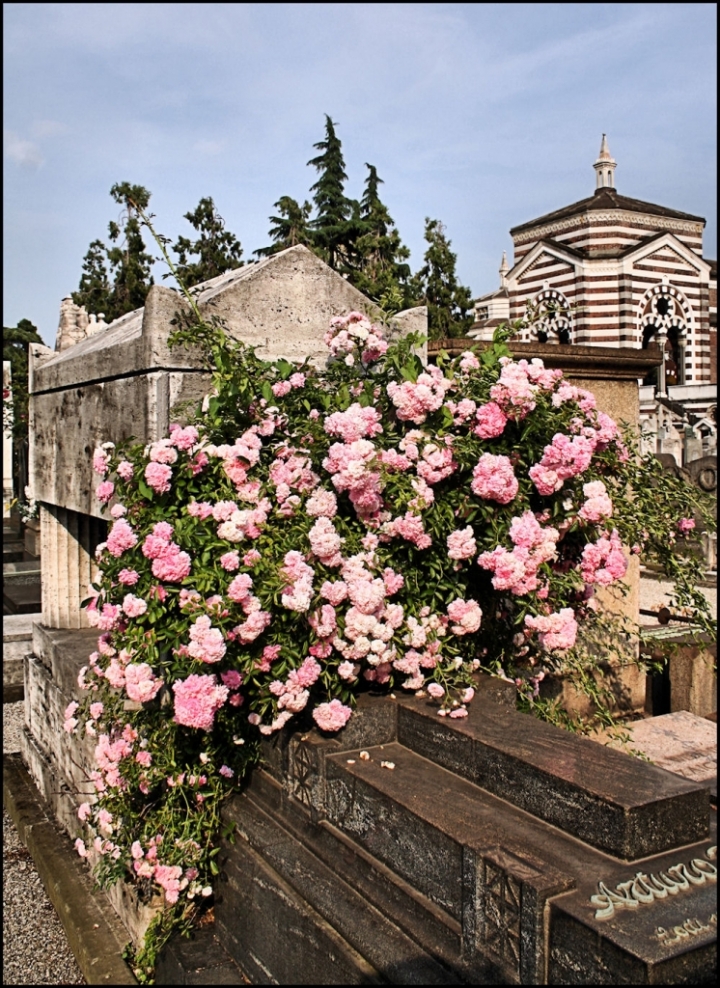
[593,134,616,191]
[499,251,509,288]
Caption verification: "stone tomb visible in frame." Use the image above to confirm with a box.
[28,244,425,630]
[23,624,717,985]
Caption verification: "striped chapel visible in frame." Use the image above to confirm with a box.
[471,136,717,393]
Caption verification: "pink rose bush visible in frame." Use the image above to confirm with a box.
[67,310,714,963]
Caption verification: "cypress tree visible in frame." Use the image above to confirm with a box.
[72,239,112,318]
[307,115,357,270]
[352,164,412,306]
[255,196,313,257]
[170,197,243,287]
[413,218,474,340]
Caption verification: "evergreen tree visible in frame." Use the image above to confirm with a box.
[307,115,358,271]
[413,218,474,340]
[255,196,313,257]
[73,183,154,322]
[72,239,112,318]
[170,197,243,287]
[105,182,154,319]
[352,164,413,306]
[3,318,44,502]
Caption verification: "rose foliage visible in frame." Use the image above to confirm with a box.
[67,309,715,977]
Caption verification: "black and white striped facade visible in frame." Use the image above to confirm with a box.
[471,139,717,393]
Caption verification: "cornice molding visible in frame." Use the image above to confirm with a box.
[514,211,704,247]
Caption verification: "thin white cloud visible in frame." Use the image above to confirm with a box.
[32,119,69,138]
[193,139,225,156]
[3,130,43,169]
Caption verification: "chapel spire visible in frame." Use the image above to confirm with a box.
[499,251,509,288]
[593,134,617,191]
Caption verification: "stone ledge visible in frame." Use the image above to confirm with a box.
[3,752,137,986]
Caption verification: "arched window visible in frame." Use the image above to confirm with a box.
[531,289,573,344]
[637,285,692,387]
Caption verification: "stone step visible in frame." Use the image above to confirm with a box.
[222,784,464,984]
[3,559,42,583]
[248,767,464,972]
[394,693,708,859]
[324,742,576,925]
[322,741,717,985]
[3,582,42,615]
[3,541,24,563]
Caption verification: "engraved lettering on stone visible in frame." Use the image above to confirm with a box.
[590,847,717,918]
[481,859,522,974]
[656,913,717,946]
[292,742,315,806]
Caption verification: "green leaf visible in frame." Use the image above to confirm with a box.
[138,480,154,501]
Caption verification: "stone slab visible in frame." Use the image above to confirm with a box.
[222,788,459,984]
[395,693,708,859]
[155,929,249,985]
[3,612,41,640]
[547,842,717,984]
[4,582,42,614]
[615,712,717,785]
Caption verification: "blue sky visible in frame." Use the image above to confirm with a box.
[4,2,717,346]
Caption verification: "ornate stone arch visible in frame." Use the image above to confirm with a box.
[531,287,573,344]
[636,283,694,387]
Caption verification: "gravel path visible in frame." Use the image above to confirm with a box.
[3,702,85,986]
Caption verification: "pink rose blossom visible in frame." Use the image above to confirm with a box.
[312,698,353,732]
[106,519,138,557]
[187,501,214,520]
[125,663,163,703]
[172,674,229,731]
[188,615,226,664]
[122,594,147,618]
[148,439,178,464]
[169,424,199,450]
[474,402,507,439]
[93,448,109,475]
[525,608,578,651]
[151,547,191,582]
[471,454,519,504]
[145,461,173,494]
[220,551,240,571]
[677,517,695,534]
[118,568,140,586]
[578,481,613,523]
[447,598,482,635]
[447,527,477,561]
[116,460,134,481]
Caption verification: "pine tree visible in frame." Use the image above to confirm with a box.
[413,218,474,340]
[72,240,112,318]
[105,182,155,319]
[255,196,313,257]
[307,115,358,271]
[170,197,243,287]
[352,164,412,306]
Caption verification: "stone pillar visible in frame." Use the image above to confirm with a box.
[40,503,105,629]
